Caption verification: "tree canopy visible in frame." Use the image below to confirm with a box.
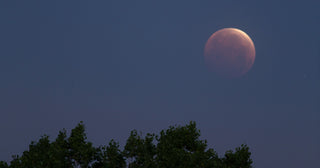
[0,121,252,168]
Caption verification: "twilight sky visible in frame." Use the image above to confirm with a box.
[0,0,319,167]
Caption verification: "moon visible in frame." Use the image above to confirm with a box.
[204,28,255,78]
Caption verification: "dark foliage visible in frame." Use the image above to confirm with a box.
[0,121,252,168]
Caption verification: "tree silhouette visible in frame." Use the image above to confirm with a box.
[0,121,252,168]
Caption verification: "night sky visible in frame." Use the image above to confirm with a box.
[0,1,319,167]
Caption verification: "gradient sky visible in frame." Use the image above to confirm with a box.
[0,1,319,167]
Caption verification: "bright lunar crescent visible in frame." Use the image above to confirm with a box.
[204,28,255,78]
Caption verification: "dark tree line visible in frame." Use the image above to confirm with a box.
[0,121,252,168]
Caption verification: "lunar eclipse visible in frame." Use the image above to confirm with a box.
[204,28,255,78]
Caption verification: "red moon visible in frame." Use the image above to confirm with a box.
[204,28,255,78]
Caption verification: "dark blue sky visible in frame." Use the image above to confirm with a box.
[0,0,319,167]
